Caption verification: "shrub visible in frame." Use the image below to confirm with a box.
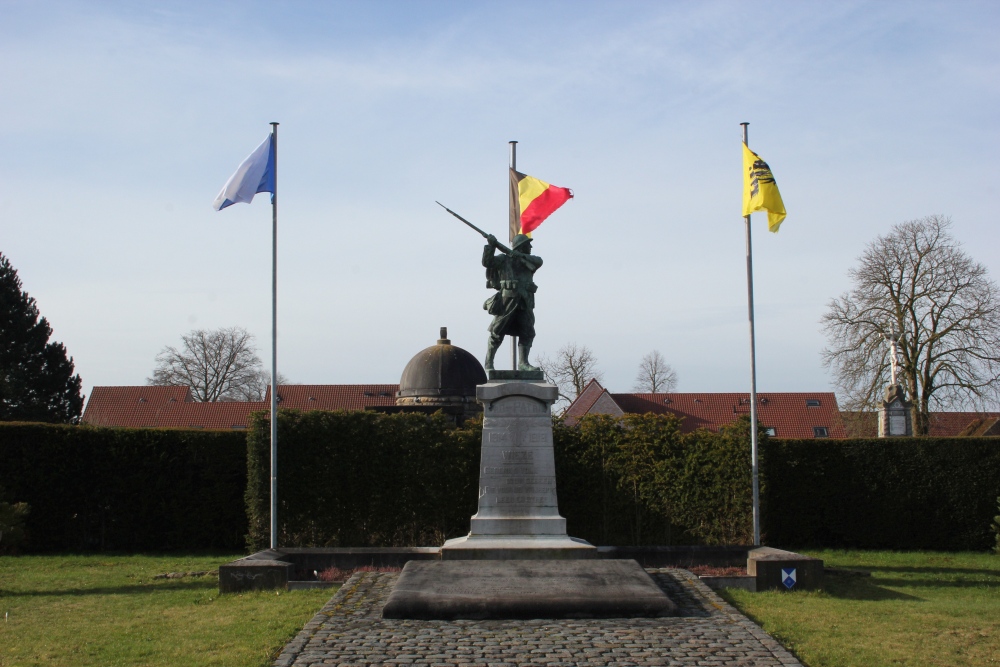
[993,497,1000,555]
[762,437,1000,550]
[0,421,247,551]
[0,487,30,553]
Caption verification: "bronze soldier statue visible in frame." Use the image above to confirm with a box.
[482,233,542,372]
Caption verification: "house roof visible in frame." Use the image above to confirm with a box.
[564,380,847,438]
[82,384,400,429]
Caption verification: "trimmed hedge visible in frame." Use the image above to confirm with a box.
[0,422,247,551]
[245,410,480,551]
[554,414,759,546]
[762,437,1000,550]
[247,410,759,549]
[6,413,999,553]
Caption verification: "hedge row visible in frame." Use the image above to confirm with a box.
[245,410,480,551]
[246,411,1000,551]
[5,412,1000,553]
[246,411,760,550]
[762,437,1000,550]
[0,422,247,551]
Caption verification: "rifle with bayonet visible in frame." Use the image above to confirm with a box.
[435,201,512,254]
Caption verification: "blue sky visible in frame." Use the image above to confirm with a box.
[2,1,999,402]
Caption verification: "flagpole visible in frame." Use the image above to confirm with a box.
[269,121,279,551]
[741,121,761,547]
[509,140,518,371]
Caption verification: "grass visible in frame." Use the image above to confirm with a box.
[3,550,997,666]
[0,554,336,667]
[720,550,1000,667]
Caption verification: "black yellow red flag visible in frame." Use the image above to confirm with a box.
[509,169,573,242]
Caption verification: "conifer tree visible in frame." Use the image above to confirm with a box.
[0,252,83,422]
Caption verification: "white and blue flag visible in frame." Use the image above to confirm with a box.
[212,134,275,211]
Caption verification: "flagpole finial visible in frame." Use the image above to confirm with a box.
[270,121,279,126]
[740,122,749,126]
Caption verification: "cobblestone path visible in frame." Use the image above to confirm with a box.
[274,568,802,666]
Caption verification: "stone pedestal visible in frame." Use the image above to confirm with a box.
[382,560,676,619]
[441,378,596,560]
[878,384,912,437]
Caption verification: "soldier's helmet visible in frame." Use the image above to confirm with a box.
[511,234,532,250]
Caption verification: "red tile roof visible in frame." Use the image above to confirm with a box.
[564,380,846,439]
[264,385,398,412]
[82,385,400,429]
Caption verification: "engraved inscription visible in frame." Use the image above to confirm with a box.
[502,450,533,462]
[489,432,510,443]
[529,432,549,443]
[491,397,545,415]
[890,414,906,434]
[496,495,547,505]
[483,465,533,475]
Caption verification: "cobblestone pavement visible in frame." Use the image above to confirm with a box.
[274,568,802,666]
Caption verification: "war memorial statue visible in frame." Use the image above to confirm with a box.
[482,232,542,372]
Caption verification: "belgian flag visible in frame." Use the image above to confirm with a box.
[509,169,573,241]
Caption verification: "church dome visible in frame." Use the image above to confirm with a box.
[397,327,487,400]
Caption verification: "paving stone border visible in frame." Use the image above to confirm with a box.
[274,567,803,666]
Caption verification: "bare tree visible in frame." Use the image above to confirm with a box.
[148,327,265,402]
[632,350,678,393]
[236,369,292,402]
[822,215,1000,434]
[537,343,604,404]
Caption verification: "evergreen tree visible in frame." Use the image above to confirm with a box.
[0,252,83,422]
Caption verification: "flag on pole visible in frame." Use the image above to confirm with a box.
[213,134,276,211]
[509,169,573,241]
[742,143,786,232]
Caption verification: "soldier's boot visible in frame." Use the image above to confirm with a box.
[517,342,541,372]
[485,338,500,371]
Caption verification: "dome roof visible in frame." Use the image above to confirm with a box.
[398,327,487,398]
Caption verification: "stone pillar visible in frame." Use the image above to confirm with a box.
[441,375,596,559]
[878,384,912,437]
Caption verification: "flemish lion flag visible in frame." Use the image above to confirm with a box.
[509,169,573,242]
[742,143,786,232]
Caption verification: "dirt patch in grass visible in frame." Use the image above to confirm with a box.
[316,565,402,582]
[687,565,748,577]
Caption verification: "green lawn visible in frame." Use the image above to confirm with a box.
[721,550,1000,667]
[3,551,997,666]
[0,554,334,667]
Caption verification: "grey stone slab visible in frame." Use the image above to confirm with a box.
[381,559,677,620]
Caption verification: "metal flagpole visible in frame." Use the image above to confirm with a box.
[269,121,279,551]
[741,121,761,547]
[509,140,518,371]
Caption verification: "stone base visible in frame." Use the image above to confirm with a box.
[748,547,824,591]
[487,369,545,381]
[381,559,677,620]
[468,516,567,535]
[440,534,597,560]
[219,550,295,593]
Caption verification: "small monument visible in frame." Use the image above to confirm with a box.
[440,375,596,559]
[879,331,913,437]
[401,197,673,620]
[441,231,594,559]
